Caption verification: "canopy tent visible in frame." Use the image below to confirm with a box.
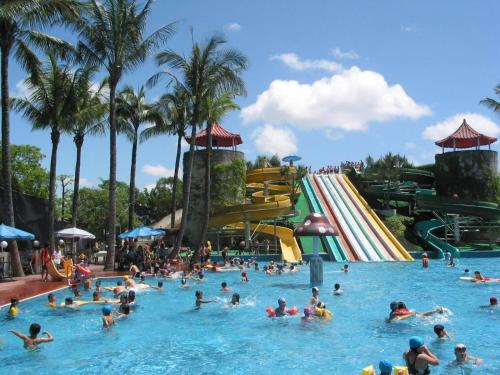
[56,227,96,239]
[185,123,243,149]
[435,119,497,151]
[118,226,166,239]
[0,223,35,240]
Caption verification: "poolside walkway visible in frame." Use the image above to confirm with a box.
[0,265,126,306]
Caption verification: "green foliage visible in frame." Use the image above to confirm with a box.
[136,177,183,225]
[384,215,414,239]
[0,144,49,198]
[246,154,281,170]
[211,159,246,211]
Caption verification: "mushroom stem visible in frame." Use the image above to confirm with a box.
[313,236,319,257]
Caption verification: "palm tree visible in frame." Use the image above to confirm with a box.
[0,0,80,276]
[13,54,82,254]
[141,85,190,229]
[481,85,500,114]
[116,85,163,230]
[77,0,175,270]
[150,34,248,258]
[67,73,108,227]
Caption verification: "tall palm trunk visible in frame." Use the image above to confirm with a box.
[48,128,60,254]
[128,125,138,230]
[1,41,24,276]
[173,122,198,257]
[198,122,212,250]
[71,134,83,227]
[170,132,182,229]
[106,82,117,271]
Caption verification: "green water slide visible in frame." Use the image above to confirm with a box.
[414,219,458,259]
[301,176,347,261]
[415,195,500,220]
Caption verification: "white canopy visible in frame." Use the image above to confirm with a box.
[56,227,96,239]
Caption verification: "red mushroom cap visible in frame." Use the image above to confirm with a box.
[294,213,338,237]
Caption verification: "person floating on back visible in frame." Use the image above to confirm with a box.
[9,323,53,350]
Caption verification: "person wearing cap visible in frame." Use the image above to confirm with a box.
[102,305,115,329]
[308,287,321,306]
[403,336,439,374]
[480,296,497,308]
[301,307,314,321]
[452,343,482,365]
[275,297,287,317]
[422,253,429,268]
[379,360,393,375]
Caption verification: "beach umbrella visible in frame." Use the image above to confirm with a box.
[0,223,35,240]
[118,226,166,239]
[282,155,302,166]
[56,227,96,239]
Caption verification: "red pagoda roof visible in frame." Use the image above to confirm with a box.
[185,123,243,147]
[435,119,497,148]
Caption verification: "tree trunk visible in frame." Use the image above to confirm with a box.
[197,122,212,251]
[128,126,138,230]
[105,82,117,270]
[48,128,60,254]
[1,41,24,276]
[173,122,198,258]
[71,134,84,227]
[170,133,182,229]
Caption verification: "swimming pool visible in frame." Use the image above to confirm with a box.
[1,259,498,374]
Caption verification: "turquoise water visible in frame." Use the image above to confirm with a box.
[0,259,499,374]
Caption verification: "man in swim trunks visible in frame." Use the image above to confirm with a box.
[9,323,53,350]
[452,343,482,365]
[403,336,439,374]
[274,297,287,317]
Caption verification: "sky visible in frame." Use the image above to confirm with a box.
[8,0,500,193]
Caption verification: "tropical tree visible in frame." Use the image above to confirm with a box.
[480,85,500,115]
[77,0,175,270]
[116,85,162,230]
[0,0,80,276]
[58,174,73,224]
[141,85,190,229]
[66,73,108,228]
[13,54,82,253]
[150,34,248,258]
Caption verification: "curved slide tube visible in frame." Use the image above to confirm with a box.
[414,219,459,259]
[47,260,67,281]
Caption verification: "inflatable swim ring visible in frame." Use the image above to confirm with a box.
[76,264,92,276]
[265,306,298,317]
[314,307,333,319]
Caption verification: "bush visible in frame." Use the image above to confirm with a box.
[384,215,414,239]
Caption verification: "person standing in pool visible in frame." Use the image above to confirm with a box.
[451,344,482,365]
[308,287,321,306]
[47,294,57,308]
[102,305,115,329]
[275,297,287,317]
[195,290,213,309]
[230,293,240,306]
[333,283,343,295]
[422,253,429,268]
[403,336,439,374]
[9,324,53,350]
[341,264,349,273]
[221,282,230,292]
[473,271,485,281]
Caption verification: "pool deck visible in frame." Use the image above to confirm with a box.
[0,265,126,307]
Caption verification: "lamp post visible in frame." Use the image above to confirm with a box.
[294,213,338,286]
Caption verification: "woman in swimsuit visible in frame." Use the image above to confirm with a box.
[403,336,439,374]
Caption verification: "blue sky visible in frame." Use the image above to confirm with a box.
[8,0,500,192]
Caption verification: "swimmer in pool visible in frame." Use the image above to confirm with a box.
[333,283,343,295]
[124,275,137,289]
[241,271,248,282]
[7,298,20,317]
[83,278,92,291]
[195,290,213,309]
[102,305,115,328]
[195,270,206,282]
[92,291,101,301]
[115,304,131,319]
[452,344,482,365]
[221,282,231,292]
[341,264,349,273]
[301,306,314,321]
[462,269,470,276]
[473,271,485,281]
[151,281,164,291]
[139,275,146,284]
[433,324,451,339]
[95,279,102,292]
[308,287,321,306]
[480,296,497,308]
[47,293,57,308]
[422,253,429,268]
[389,302,445,321]
[63,297,78,309]
[180,276,189,288]
[9,323,53,350]
[378,360,393,375]
[403,336,439,374]
[274,297,287,317]
[231,293,240,306]
[72,286,81,298]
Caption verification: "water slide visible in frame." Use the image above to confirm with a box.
[302,175,348,261]
[209,167,302,262]
[414,219,458,258]
[47,260,67,281]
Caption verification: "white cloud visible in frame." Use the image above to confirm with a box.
[422,113,500,141]
[79,178,95,188]
[13,80,31,98]
[144,183,156,191]
[401,26,415,32]
[404,142,417,150]
[331,47,359,60]
[250,124,298,158]
[141,164,175,178]
[181,138,189,150]
[271,53,343,73]
[224,23,241,31]
[242,66,431,131]
[325,129,345,141]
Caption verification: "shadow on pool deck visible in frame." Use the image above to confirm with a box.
[0,265,126,306]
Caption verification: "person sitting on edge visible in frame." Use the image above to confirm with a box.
[241,271,249,282]
[195,290,213,309]
[481,296,497,308]
[274,297,287,317]
[433,324,450,339]
[151,281,163,291]
[7,298,20,317]
[221,282,230,292]
[9,323,53,350]
[473,271,485,281]
[333,283,343,295]
[102,305,115,329]
[231,293,240,306]
[129,263,140,278]
[308,287,321,306]
[47,293,57,308]
[341,264,349,273]
[301,307,314,321]
[403,336,439,375]
[452,344,482,365]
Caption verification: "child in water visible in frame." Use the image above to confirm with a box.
[151,281,164,291]
[301,307,314,321]
[333,283,343,295]
[341,264,349,273]
[221,282,231,292]
[434,324,451,339]
[7,298,20,317]
[241,271,249,282]
[95,279,102,292]
[102,305,115,328]
[481,296,497,308]
[231,293,240,306]
[180,276,189,288]
[47,293,57,308]
[195,290,213,309]
[9,323,53,350]
[422,253,429,268]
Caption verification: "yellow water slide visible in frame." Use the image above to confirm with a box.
[209,167,302,262]
[340,175,413,261]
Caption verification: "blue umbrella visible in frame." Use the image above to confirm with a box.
[0,223,35,240]
[118,226,166,239]
[282,155,302,166]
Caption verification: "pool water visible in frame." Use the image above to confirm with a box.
[1,259,499,374]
